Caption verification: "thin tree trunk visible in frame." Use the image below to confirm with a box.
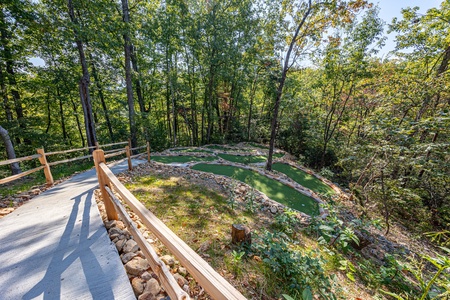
[0,125,21,175]
[45,89,51,133]
[130,45,145,113]
[0,63,13,122]
[121,0,137,149]
[56,87,69,142]
[1,15,30,144]
[89,53,114,142]
[266,0,312,171]
[68,0,97,150]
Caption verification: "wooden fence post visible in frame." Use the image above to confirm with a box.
[37,148,54,186]
[95,142,100,150]
[146,141,151,162]
[125,146,132,171]
[93,150,118,221]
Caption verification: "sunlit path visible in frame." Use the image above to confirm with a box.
[0,159,146,300]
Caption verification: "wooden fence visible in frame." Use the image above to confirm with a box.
[93,149,246,300]
[0,141,151,186]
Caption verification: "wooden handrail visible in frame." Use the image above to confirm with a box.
[48,154,93,167]
[95,155,246,300]
[98,141,129,148]
[130,145,147,151]
[105,186,190,300]
[46,146,92,156]
[104,150,126,159]
[0,154,42,166]
[0,166,44,185]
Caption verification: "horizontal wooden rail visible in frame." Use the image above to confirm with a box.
[46,146,92,156]
[0,166,44,185]
[97,160,246,300]
[130,145,147,151]
[98,141,128,148]
[48,154,92,167]
[105,186,190,300]
[0,154,42,166]
[104,148,123,154]
[104,150,126,159]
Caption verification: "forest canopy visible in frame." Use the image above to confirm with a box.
[1,0,449,231]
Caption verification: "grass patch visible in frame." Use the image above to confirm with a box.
[151,155,216,164]
[248,142,268,149]
[192,164,320,216]
[0,159,93,197]
[218,154,267,164]
[205,145,233,150]
[169,148,213,153]
[125,175,265,298]
[273,163,335,196]
[218,153,284,164]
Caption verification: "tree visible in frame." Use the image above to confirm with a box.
[121,0,137,149]
[67,0,97,149]
[265,0,369,171]
[0,125,21,174]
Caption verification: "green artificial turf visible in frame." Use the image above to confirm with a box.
[218,153,284,164]
[248,142,268,149]
[205,145,231,150]
[151,155,216,163]
[273,163,335,196]
[170,148,212,153]
[192,163,320,215]
[218,153,267,164]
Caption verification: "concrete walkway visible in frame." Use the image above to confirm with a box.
[0,159,146,300]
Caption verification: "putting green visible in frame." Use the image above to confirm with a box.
[218,153,267,164]
[218,153,284,164]
[273,163,335,196]
[152,155,216,163]
[170,148,212,153]
[192,163,320,215]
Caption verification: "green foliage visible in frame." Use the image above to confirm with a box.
[253,230,339,299]
[381,248,450,300]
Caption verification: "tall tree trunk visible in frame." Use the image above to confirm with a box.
[130,45,145,113]
[88,53,114,141]
[121,0,137,149]
[266,0,312,171]
[45,89,51,133]
[56,87,69,143]
[0,11,30,145]
[67,0,97,149]
[0,125,21,175]
[0,63,13,122]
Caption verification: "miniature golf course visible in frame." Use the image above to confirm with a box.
[191,163,320,216]
[151,155,215,164]
[272,163,336,196]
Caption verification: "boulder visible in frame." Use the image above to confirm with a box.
[132,277,146,296]
[123,239,139,253]
[125,257,150,276]
[144,278,161,296]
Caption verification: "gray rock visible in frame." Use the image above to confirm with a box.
[160,255,175,267]
[173,273,188,287]
[132,277,146,296]
[270,206,278,214]
[123,239,139,253]
[178,266,187,276]
[138,292,157,300]
[110,227,124,236]
[115,239,126,252]
[144,278,161,295]
[141,271,152,281]
[125,257,150,276]
[105,220,117,229]
[121,252,137,264]
[182,284,190,294]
